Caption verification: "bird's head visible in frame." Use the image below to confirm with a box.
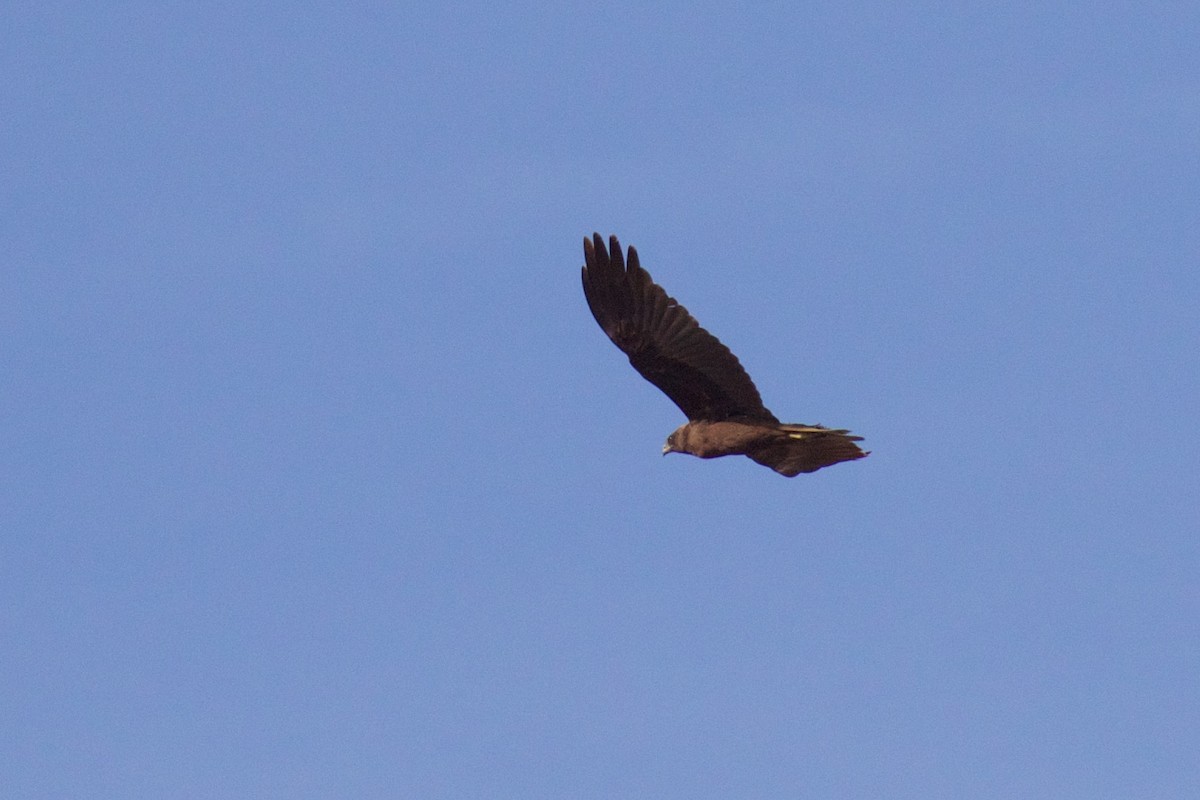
[662,427,683,456]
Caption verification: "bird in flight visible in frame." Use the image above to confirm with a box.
[581,233,867,476]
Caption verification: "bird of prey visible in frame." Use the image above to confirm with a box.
[581,233,867,476]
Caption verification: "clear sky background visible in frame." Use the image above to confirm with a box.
[4,3,1198,798]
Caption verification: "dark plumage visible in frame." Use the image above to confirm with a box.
[581,233,867,476]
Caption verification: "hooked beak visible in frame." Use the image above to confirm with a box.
[662,443,673,456]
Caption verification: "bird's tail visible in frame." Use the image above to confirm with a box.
[747,423,869,476]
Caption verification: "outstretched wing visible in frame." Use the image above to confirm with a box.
[581,233,777,423]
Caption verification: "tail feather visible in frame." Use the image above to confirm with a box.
[777,423,865,442]
[747,423,869,477]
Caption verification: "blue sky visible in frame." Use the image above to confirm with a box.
[4,3,1198,797]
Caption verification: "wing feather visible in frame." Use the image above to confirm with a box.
[581,233,776,422]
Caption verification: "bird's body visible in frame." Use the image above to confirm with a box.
[580,233,867,476]
[664,420,868,477]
